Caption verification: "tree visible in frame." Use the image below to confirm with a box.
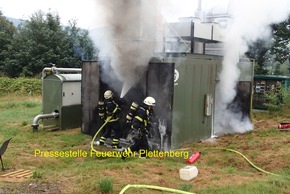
[3,11,96,77]
[0,11,16,75]
[65,20,96,61]
[247,16,290,76]
[271,15,290,64]
[246,39,270,75]
[279,60,290,75]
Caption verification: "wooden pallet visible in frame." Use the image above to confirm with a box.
[0,169,33,182]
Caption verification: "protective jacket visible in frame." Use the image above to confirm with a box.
[131,105,149,134]
[126,102,151,135]
[98,97,122,148]
[123,103,151,157]
[99,98,121,122]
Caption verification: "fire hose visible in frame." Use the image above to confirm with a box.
[91,104,121,153]
[119,184,195,194]
[224,148,290,179]
[90,116,111,153]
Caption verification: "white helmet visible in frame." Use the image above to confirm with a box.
[104,90,113,99]
[143,96,156,106]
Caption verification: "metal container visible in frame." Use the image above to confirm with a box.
[42,73,82,130]
[81,54,253,150]
[160,54,218,149]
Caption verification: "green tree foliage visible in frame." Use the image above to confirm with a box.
[0,11,16,76]
[3,11,75,77]
[271,16,290,64]
[2,11,96,77]
[247,40,270,75]
[65,20,96,61]
[247,16,290,75]
[263,84,289,112]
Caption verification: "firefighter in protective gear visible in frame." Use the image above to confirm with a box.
[98,90,122,149]
[123,96,156,158]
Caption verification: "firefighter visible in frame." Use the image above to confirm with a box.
[98,90,122,149]
[123,96,156,158]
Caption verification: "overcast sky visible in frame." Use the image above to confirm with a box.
[0,0,229,29]
[0,0,99,29]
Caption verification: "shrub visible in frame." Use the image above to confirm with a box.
[263,86,290,112]
[0,77,41,96]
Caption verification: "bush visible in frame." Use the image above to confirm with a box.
[0,77,41,96]
[264,87,290,112]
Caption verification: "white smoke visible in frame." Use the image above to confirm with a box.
[214,0,290,135]
[93,0,159,96]
[157,0,197,22]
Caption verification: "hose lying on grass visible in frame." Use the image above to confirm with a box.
[90,117,111,153]
[224,148,290,179]
[119,184,195,194]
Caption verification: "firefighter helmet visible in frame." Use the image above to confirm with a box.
[104,90,113,99]
[143,96,155,106]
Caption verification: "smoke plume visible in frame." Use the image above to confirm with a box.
[93,0,158,97]
[214,0,290,135]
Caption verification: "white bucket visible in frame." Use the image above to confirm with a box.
[179,166,198,181]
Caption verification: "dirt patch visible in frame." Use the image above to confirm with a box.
[0,180,61,194]
[254,119,277,129]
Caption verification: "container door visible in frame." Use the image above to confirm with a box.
[147,62,175,151]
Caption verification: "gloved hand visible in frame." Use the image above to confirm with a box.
[118,98,124,105]
[106,116,112,122]
[126,120,131,126]
[131,129,140,140]
[142,128,149,135]
[146,130,152,139]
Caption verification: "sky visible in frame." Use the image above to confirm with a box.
[0,0,229,29]
[0,0,99,29]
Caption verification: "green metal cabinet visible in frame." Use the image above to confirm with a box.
[166,55,218,148]
[42,74,82,129]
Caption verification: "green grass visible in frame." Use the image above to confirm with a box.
[198,178,289,194]
[98,177,114,193]
[179,183,193,192]
[32,171,43,179]
[223,166,237,174]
